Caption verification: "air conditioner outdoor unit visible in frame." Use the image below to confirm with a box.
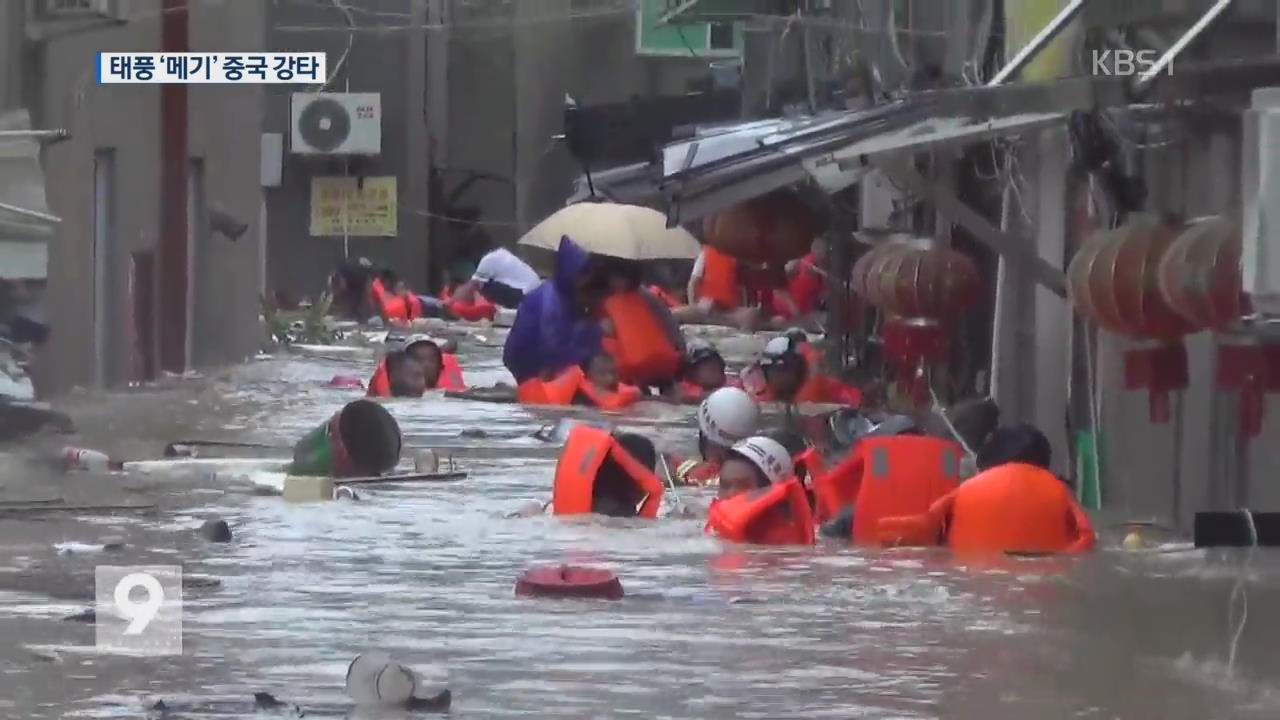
[289,92,382,156]
[1241,87,1280,315]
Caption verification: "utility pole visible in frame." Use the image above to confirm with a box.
[158,0,189,374]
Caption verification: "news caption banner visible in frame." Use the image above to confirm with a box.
[95,565,183,656]
[98,52,327,84]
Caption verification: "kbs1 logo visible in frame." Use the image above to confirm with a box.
[1091,49,1172,77]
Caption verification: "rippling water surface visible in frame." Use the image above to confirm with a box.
[34,338,1280,719]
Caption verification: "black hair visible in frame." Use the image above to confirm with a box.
[590,433,656,518]
[764,428,806,456]
[614,433,657,472]
[976,424,1052,472]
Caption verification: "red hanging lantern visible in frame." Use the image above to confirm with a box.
[850,238,980,404]
[1157,217,1249,331]
[1156,217,1280,436]
[1068,215,1199,422]
[702,189,822,266]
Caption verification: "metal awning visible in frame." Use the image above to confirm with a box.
[646,53,1280,225]
[654,98,1065,224]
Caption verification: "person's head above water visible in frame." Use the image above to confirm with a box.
[582,352,620,391]
[399,335,443,387]
[717,435,794,501]
[759,335,808,399]
[683,341,727,390]
[976,423,1052,472]
[384,350,427,397]
[591,432,658,518]
[697,387,760,463]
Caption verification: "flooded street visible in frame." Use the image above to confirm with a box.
[3,335,1280,719]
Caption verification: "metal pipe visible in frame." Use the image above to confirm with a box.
[0,200,60,224]
[1133,0,1235,91]
[986,0,1087,86]
[0,129,68,140]
[158,0,190,374]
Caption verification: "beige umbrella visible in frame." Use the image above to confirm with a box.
[517,202,701,261]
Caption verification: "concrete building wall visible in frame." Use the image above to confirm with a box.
[435,0,723,272]
[263,0,431,300]
[27,0,266,394]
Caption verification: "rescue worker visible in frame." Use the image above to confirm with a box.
[671,387,761,487]
[814,415,963,544]
[551,426,665,518]
[878,424,1097,555]
[751,335,862,406]
[706,436,814,545]
[676,341,733,403]
[598,258,685,390]
[367,350,427,398]
[399,335,466,391]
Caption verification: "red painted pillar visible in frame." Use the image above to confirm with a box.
[158,0,189,373]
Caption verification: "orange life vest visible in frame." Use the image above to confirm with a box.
[366,358,391,397]
[576,377,642,411]
[434,353,466,391]
[441,286,497,322]
[403,292,424,321]
[785,253,825,317]
[552,425,664,518]
[705,478,815,546]
[878,463,1096,555]
[697,247,740,310]
[792,446,826,484]
[516,366,640,410]
[601,291,681,386]
[819,436,962,543]
[369,278,407,324]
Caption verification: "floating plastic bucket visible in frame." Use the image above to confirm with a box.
[514,565,624,601]
[289,399,401,478]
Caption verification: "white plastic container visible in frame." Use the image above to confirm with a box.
[62,447,115,472]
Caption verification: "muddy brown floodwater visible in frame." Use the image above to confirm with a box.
[2,332,1280,719]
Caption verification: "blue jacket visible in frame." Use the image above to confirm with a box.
[503,236,602,383]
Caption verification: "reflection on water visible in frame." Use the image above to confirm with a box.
[15,342,1280,718]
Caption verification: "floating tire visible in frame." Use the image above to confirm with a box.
[514,565,623,601]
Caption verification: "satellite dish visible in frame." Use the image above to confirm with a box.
[298,98,351,152]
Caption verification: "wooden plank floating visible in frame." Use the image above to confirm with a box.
[1193,511,1280,547]
[0,503,158,518]
[334,471,468,486]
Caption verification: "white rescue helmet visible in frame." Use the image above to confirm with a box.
[730,435,794,485]
[698,387,760,448]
